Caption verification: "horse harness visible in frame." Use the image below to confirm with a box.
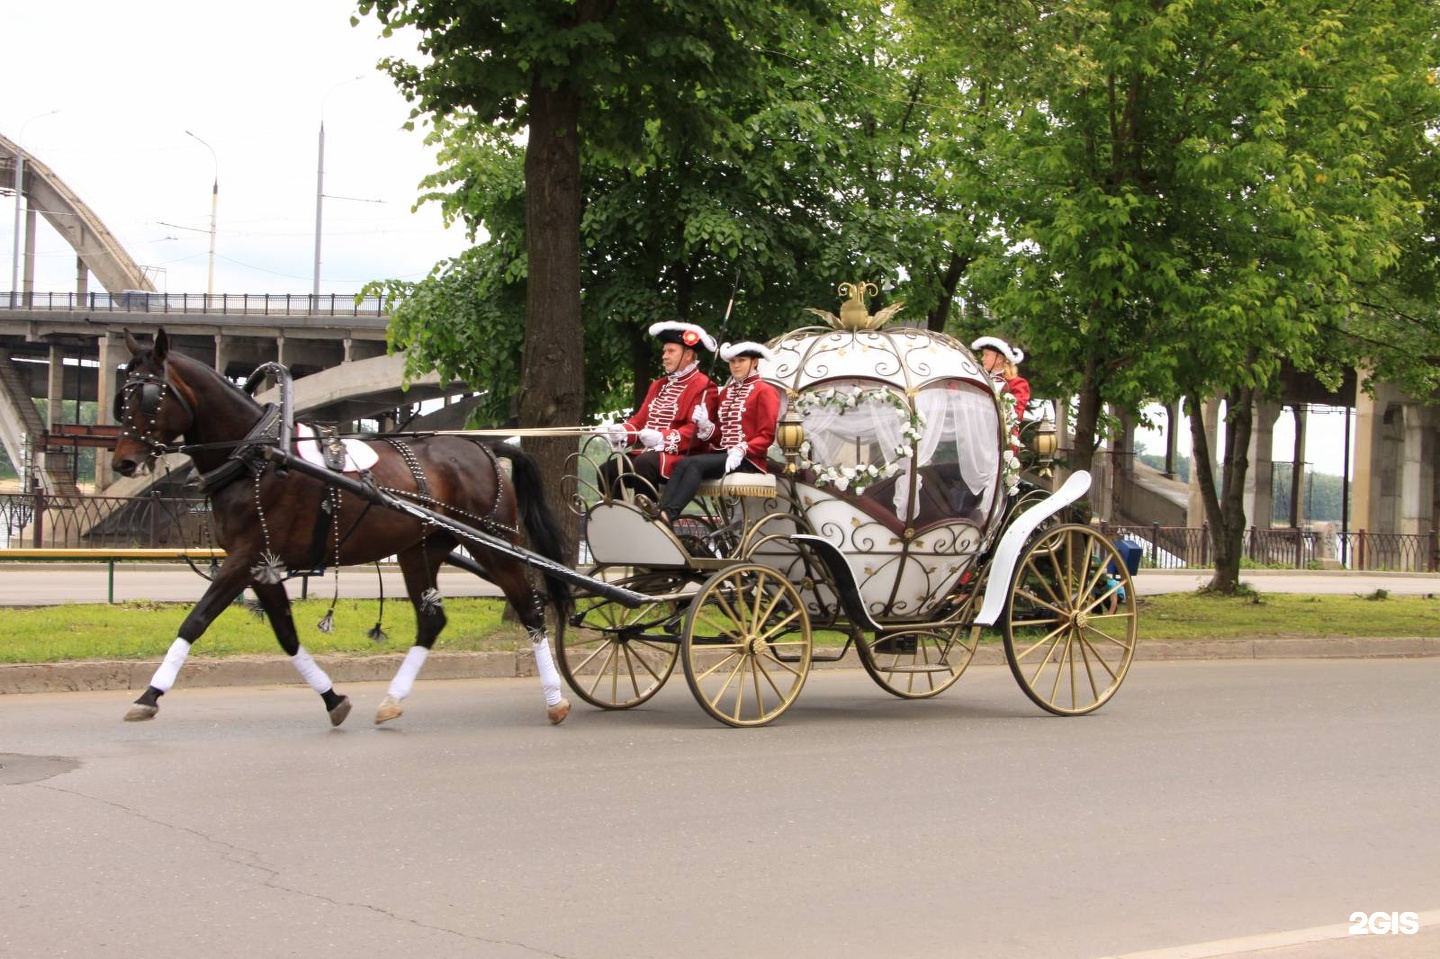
[120,365,518,577]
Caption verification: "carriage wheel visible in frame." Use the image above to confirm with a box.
[857,624,981,699]
[682,564,812,727]
[559,572,683,709]
[1004,524,1137,715]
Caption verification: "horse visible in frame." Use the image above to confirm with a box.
[110,329,574,727]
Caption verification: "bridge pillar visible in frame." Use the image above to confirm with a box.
[1400,404,1436,538]
[1243,398,1282,529]
[75,255,89,302]
[1287,405,1308,528]
[94,332,128,492]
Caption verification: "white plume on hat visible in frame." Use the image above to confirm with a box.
[970,335,1024,365]
[720,341,774,362]
[648,321,718,352]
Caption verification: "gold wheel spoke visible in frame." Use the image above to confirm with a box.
[581,644,620,698]
[1075,632,1124,682]
[1077,546,1111,607]
[1026,630,1065,687]
[1015,623,1067,661]
[756,609,802,643]
[754,647,804,680]
[695,649,743,684]
[1013,584,1067,618]
[572,639,615,675]
[1022,556,1068,613]
[1082,623,1134,652]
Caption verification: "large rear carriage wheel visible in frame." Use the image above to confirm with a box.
[1004,524,1137,715]
[682,564,812,727]
[560,572,683,709]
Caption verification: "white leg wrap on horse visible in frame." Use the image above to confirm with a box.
[530,632,563,707]
[387,645,430,700]
[290,646,332,694]
[150,638,191,693]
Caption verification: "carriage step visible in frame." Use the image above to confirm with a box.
[873,663,957,673]
[771,647,847,663]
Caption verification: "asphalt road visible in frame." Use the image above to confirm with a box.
[2,660,1437,959]
[2,563,1437,606]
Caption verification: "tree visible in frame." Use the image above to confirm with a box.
[910,0,1440,591]
[357,0,840,549]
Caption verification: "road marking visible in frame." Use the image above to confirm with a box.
[1091,908,1440,959]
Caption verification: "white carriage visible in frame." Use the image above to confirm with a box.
[561,287,1138,726]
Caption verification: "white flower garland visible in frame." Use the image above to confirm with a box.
[792,386,925,494]
[996,384,1021,497]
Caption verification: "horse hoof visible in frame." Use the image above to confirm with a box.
[328,696,352,727]
[547,698,571,725]
[374,695,404,725]
[124,703,158,722]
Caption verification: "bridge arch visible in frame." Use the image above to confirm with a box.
[2,132,153,297]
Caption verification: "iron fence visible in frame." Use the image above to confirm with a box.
[1101,521,1439,573]
[1,492,214,551]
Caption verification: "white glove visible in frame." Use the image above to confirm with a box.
[637,428,665,450]
[725,445,745,474]
[692,403,714,441]
[600,424,628,453]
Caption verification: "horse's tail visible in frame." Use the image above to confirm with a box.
[492,441,574,624]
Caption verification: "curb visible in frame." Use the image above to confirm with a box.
[3,636,1438,696]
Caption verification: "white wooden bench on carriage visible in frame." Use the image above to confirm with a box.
[557,286,1140,727]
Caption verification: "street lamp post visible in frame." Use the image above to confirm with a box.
[313,76,365,306]
[10,109,61,308]
[185,130,218,300]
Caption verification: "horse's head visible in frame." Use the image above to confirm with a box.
[111,328,198,478]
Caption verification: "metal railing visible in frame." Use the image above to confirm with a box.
[1,491,214,552]
[0,291,386,316]
[1101,521,1440,573]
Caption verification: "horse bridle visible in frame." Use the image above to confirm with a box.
[114,365,196,459]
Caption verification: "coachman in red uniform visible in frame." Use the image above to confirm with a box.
[599,321,719,497]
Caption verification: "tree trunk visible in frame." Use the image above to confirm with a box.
[1189,387,1255,593]
[519,76,585,557]
[926,249,971,332]
[1071,359,1102,476]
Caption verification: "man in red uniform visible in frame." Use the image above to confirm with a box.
[656,341,780,525]
[600,321,719,497]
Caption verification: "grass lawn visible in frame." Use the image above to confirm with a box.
[1,590,1437,664]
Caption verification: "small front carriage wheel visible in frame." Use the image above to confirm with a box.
[858,624,980,699]
[1004,524,1137,715]
[559,572,683,709]
[682,564,812,727]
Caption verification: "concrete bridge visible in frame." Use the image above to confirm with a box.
[0,302,474,497]
[3,132,474,497]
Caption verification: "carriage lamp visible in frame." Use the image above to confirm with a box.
[1031,405,1059,478]
[776,404,806,475]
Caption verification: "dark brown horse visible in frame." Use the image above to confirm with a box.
[111,329,573,726]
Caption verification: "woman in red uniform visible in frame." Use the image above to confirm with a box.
[971,335,1030,447]
[657,341,780,525]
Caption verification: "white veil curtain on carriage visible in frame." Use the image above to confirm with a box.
[891,385,1000,520]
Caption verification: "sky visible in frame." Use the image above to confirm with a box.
[5,0,468,298]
